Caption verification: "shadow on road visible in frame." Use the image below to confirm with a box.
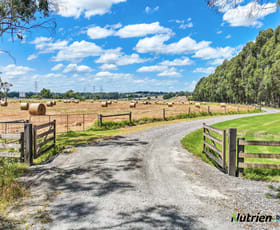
[96,205,205,230]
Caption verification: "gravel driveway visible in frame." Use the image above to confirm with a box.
[18,109,280,230]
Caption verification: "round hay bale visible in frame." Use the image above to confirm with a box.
[0,101,8,106]
[101,101,108,107]
[74,100,80,104]
[46,101,53,107]
[189,101,194,105]
[143,101,149,105]
[29,103,46,115]
[20,103,29,110]
[167,102,173,107]
[220,103,226,108]
[107,100,112,105]
[130,102,136,108]
[52,100,56,105]
[113,100,118,103]
[63,100,67,103]
[195,103,200,108]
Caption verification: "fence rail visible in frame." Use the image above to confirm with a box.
[0,132,24,160]
[237,138,280,175]
[33,120,56,159]
[202,123,226,171]
[98,112,132,127]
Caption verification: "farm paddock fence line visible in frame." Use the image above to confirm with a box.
[237,138,280,176]
[0,120,56,165]
[202,123,280,177]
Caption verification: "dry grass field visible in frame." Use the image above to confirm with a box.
[0,99,257,133]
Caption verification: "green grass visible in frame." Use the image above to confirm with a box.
[181,113,280,182]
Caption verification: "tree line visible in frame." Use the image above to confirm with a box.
[7,89,192,100]
[193,25,280,106]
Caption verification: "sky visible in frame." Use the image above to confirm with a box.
[0,0,279,93]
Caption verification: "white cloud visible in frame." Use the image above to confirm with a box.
[193,46,236,60]
[137,65,181,77]
[116,22,172,38]
[135,34,210,54]
[137,65,167,73]
[95,71,132,79]
[175,19,193,29]
[27,54,38,61]
[145,6,159,14]
[223,2,277,27]
[217,30,222,34]
[157,67,182,77]
[63,64,93,73]
[208,58,225,65]
[95,48,149,66]
[0,64,34,77]
[87,26,115,39]
[160,57,193,66]
[226,34,231,39]
[99,64,118,71]
[55,0,127,18]
[185,80,197,92]
[193,67,215,74]
[31,36,68,54]
[53,40,103,62]
[51,64,64,71]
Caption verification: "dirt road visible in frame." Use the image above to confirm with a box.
[20,109,280,229]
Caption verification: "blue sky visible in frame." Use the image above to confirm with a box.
[0,0,279,93]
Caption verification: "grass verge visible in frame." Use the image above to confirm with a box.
[181,112,280,182]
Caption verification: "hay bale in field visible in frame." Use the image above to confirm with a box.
[113,100,118,103]
[130,102,136,108]
[0,101,7,106]
[220,103,226,108]
[52,101,56,105]
[189,101,194,105]
[20,103,29,110]
[46,101,53,107]
[74,100,80,104]
[167,102,173,107]
[29,103,46,115]
[143,101,149,105]
[107,100,112,105]
[101,101,108,107]
[195,103,200,108]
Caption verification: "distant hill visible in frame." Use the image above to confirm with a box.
[193,25,280,106]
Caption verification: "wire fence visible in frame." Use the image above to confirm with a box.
[0,104,259,134]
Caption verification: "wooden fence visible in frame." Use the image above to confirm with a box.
[237,138,280,176]
[0,120,56,165]
[0,133,24,160]
[98,112,132,127]
[33,120,56,159]
[202,123,227,171]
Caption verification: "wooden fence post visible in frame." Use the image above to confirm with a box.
[237,137,245,177]
[24,123,33,165]
[129,112,132,124]
[98,114,103,127]
[208,106,210,113]
[20,132,24,162]
[66,114,69,132]
[163,109,166,120]
[224,107,226,114]
[188,107,191,114]
[202,123,206,153]
[82,114,85,131]
[237,105,239,112]
[228,128,237,176]
[222,129,226,171]
[54,120,56,146]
